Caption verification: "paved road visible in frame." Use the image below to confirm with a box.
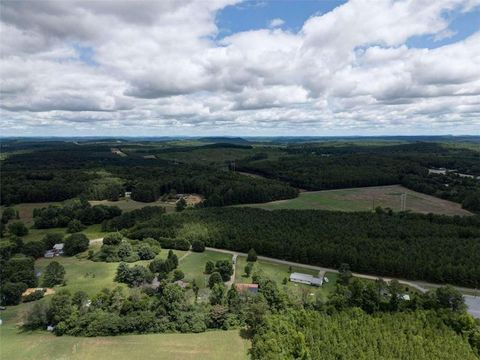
[88,239,479,317]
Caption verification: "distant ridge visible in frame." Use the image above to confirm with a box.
[197,137,250,144]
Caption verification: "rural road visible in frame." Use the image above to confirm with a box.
[88,238,479,317]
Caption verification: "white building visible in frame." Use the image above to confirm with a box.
[289,272,323,286]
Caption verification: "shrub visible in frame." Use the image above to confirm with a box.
[103,233,123,245]
[173,269,185,281]
[192,240,205,252]
[42,261,66,287]
[67,219,86,233]
[64,233,89,256]
[247,248,257,262]
[205,260,214,274]
[8,221,28,236]
[208,272,223,288]
[22,241,46,258]
[137,244,155,260]
[42,233,64,249]
[1,282,28,305]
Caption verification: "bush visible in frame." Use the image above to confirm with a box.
[192,240,205,252]
[205,260,214,274]
[247,248,257,262]
[103,233,123,245]
[8,221,28,236]
[64,233,89,256]
[42,233,64,249]
[175,239,191,251]
[22,241,46,258]
[137,244,155,260]
[67,219,86,233]
[173,269,185,281]
[1,282,28,305]
[208,272,223,288]
[42,261,65,287]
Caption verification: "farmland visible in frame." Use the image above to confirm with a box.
[243,185,471,216]
[0,303,249,360]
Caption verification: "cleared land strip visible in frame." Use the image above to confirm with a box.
[87,239,479,317]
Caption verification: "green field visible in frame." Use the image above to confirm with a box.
[0,303,249,360]
[21,224,105,244]
[89,198,176,213]
[243,185,471,216]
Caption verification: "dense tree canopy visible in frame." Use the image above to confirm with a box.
[129,208,480,287]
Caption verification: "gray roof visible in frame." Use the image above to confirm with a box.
[53,243,64,250]
[290,272,323,285]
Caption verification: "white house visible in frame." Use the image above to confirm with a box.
[289,272,323,286]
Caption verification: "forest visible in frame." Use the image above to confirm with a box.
[128,208,480,287]
[0,142,297,206]
[251,309,478,360]
[1,139,479,211]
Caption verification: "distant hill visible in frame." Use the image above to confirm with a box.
[197,137,250,144]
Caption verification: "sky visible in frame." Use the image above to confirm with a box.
[1,0,479,137]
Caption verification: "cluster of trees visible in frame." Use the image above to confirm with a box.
[33,199,121,229]
[92,234,160,263]
[0,255,36,305]
[148,250,179,280]
[23,270,286,337]
[128,208,480,287]
[204,260,233,284]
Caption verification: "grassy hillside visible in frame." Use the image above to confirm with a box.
[243,185,471,216]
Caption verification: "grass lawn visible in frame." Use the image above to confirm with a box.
[0,304,249,360]
[243,185,471,216]
[35,256,124,296]
[234,256,338,302]
[22,224,106,243]
[178,250,232,289]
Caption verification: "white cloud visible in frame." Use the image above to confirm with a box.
[0,0,479,136]
[269,18,285,28]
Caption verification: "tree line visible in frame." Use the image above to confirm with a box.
[128,208,480,287]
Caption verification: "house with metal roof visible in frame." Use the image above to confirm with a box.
[289,272,323,286]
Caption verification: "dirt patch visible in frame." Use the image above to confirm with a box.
[184,194,203,205]
[22,288,55,297]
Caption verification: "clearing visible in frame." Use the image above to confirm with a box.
[89,198,176,213]
[234,255,338,302]
[242,185,471,216]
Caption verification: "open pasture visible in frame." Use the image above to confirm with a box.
[243,185,471,216]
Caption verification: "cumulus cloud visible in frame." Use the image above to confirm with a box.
[0,0,479,135]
